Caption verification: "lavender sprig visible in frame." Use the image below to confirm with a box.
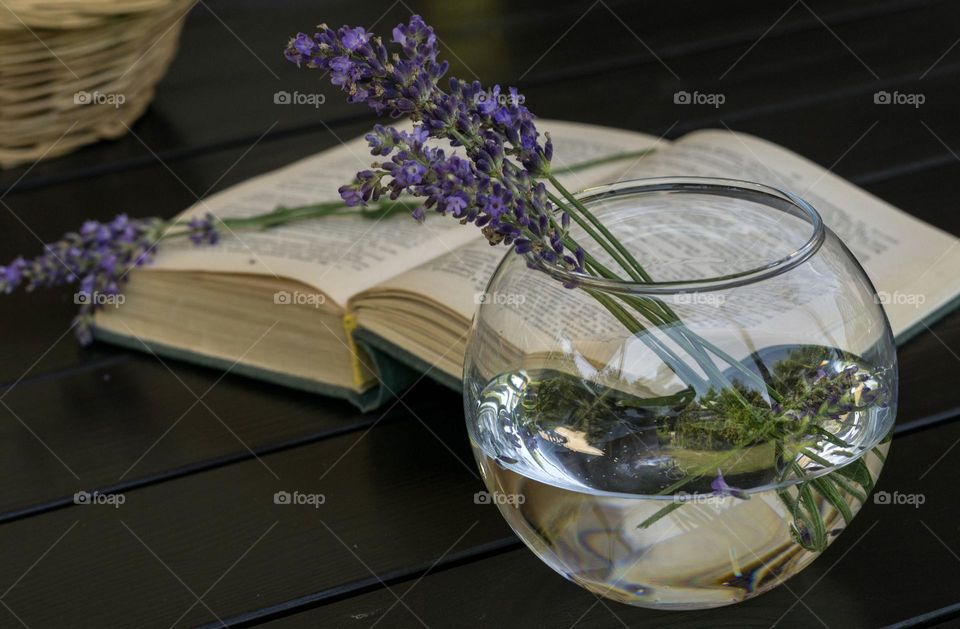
[0,214,219,344]
[0,147,649,346]
[286,16,585,276]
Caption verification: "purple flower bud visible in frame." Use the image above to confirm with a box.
[0,257,26,293]
[550,232,563,254]
[444,192,469,217]
[293,33,315,55]
[329,55,352,74]
[484,193,507,220]
[339,185,364,206]
[186,213,220,246]
[340,26,370,51]
[711,469,749,499]
[99,254,118,273]
[395,160,427,187]
[79,274,95,297]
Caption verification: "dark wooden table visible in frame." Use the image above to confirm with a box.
[1,1,959,627]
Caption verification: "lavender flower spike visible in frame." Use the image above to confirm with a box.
[286,15,583,276]
[0,212,221,345]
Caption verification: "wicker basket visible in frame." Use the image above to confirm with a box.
[0,0,194,168]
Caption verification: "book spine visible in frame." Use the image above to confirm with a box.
[341,312,368,389]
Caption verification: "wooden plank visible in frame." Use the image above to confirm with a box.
[0,347,450,519]
[518,64,960,193]
[0,408,510,627]
[254,419,960,628]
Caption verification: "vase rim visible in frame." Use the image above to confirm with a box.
[526,176,827,294]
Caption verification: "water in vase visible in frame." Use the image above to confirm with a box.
[468,347,892,609]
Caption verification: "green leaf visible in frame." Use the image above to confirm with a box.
[833,457,875,495]
[795,479,829,552]
[618,386,696,410]
[782,462,830,552]
[810,476,855,525]
[825,472,868,504]
[637,501,685,529]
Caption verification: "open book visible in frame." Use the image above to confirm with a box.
[93,120,960,410]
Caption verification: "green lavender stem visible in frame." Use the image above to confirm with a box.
[160,148,655,240]
[546,183,768,411]
[544,173,788,411]
[585,289,710,392]
[553,149,655,174]
[546,172,653,282]
[161,198,421,240]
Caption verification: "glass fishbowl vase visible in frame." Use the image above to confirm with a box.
[464,177,897,609]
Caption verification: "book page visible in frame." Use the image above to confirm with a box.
[618,130,960,338]
[143,124,461,307]
[144,120,664,307]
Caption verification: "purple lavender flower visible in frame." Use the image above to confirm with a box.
[187,212,220,245]
[1,257,26,293]
[291,33,315,56]
[286,15,581,276]
[0,213,222,344]
[340,26,370,51]
[444,191,469,217]
[395,160,427,187]
[711,469,749,500]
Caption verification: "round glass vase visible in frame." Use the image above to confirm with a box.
[463,177,897,610]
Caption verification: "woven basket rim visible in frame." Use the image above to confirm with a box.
[0,0,187,29]
[0,0,192,167]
